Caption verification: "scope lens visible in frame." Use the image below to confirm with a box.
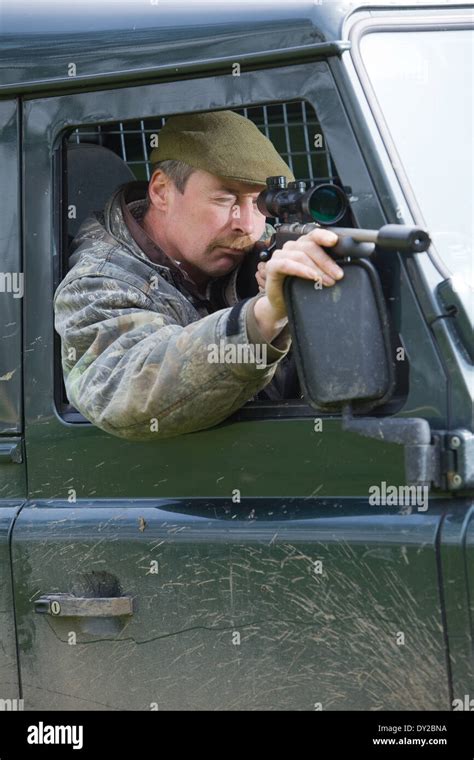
[308,185,346,224]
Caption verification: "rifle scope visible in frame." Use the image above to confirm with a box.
[256,175,348,225]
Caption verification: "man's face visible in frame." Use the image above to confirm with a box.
[145,168,267,284]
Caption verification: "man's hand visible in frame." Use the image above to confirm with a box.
[253,228,343,343]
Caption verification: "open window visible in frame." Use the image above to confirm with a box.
[55,100,409,424]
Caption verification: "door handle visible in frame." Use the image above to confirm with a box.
[34,593,134,617]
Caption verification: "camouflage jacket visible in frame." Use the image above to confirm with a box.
[54,181,292,441]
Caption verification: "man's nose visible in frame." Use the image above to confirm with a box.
[231,201,255,235]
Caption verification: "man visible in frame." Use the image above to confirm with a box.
[54,110,342,440]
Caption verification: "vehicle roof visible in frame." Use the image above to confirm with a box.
[1,1,471,94]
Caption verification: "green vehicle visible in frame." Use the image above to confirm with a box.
[0,0,472,711]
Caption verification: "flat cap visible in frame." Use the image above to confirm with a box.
[149,110,294,186]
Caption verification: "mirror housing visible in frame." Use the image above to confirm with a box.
[285,259,395,413]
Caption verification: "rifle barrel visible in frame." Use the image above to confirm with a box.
[325,224,431,252]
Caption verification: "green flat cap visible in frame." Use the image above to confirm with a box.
[149,110,294,186]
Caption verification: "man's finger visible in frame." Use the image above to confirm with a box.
[304,228,339,246]
[271,247,343,283]
[267,255,336,287]
[277,239,344,279]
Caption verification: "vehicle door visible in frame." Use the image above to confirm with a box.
[11,25,457,709]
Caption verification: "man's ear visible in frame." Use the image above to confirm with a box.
[148,169,171,212]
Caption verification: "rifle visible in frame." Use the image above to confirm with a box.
[256,175,431,260]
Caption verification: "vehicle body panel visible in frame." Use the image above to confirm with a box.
[12,500,449,710]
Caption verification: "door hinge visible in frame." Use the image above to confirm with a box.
[0,439,23,464]
[438,429,474,491]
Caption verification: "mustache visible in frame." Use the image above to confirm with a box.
[213,237,256,251]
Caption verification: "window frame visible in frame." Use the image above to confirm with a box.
[55,105,408,425]
[348,11,474,282]
[46,67,408,427]
[30,62,410,433]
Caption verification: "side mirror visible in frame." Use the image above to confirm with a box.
[284,261,441,488]
[285,259,395,413]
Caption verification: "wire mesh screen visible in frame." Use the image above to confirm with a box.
[68,102,339,185]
